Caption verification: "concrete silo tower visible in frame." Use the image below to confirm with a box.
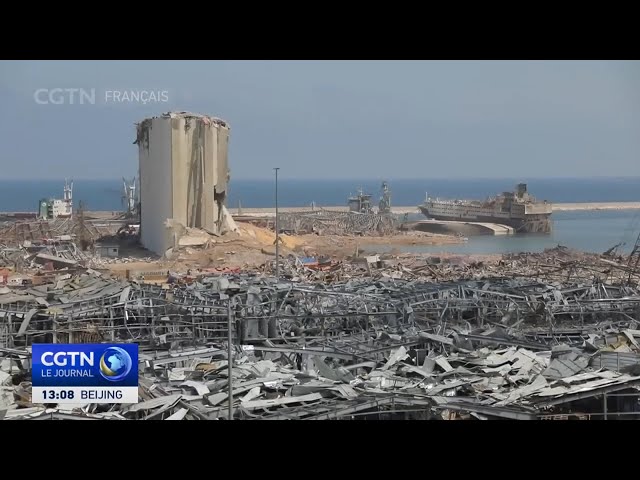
[134,111,231,255]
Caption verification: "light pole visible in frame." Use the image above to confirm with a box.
[227,299,233,421]
[274,167,280,281]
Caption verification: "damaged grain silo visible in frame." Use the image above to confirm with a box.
[134,112,232,256]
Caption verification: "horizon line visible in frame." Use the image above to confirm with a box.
[2,175,640,182]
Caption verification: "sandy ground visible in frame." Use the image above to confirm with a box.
[100,221,465,275]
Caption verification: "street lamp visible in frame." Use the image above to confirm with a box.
[227,300,233,420]
[274,167,280,281]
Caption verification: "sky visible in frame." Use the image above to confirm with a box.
[0,60,638,180]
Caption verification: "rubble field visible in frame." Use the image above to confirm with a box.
[2,240,640,420]
[0,212,464,278]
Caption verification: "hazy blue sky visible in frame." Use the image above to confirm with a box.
[0,60,638,180]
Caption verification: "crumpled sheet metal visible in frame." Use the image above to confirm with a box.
[2,245,640,420]
[3,333,640,420]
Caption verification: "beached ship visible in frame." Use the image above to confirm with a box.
[418,183,553,233]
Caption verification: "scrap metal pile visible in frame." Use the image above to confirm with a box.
[0,242,111,272]
[2,245,640,420]
[0,242,92,272]
[274,245,640,285]
[0,241,152,273]
[0,218,123,245]
[278,210,396,236]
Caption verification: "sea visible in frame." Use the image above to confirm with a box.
[1,177,639,255]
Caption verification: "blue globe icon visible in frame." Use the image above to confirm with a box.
[99,347,132,382]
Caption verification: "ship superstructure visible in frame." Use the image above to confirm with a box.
[418,183,552,233]
[347,182,393,215]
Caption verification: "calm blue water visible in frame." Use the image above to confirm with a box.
[374,210,640,255]
[1,177,640,211]
[1,177,639,254]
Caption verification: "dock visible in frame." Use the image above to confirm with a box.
[412,220,515,236]
[231,201,640,217]
[2,202,639,223]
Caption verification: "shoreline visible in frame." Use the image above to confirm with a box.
[550,202,640,211]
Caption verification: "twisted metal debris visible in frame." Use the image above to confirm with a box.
[278,210,396,235]
[2,245,640,420]
[0,217,124,245]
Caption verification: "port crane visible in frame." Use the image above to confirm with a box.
[121,177,138,218]
[378,181,392,214]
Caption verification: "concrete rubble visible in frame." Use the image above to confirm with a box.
[0,243,639,420]
[0,241,152,273]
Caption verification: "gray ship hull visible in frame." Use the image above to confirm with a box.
[418,206,552,233]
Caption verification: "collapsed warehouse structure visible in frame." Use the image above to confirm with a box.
[0,217,123,246]
[135,112,234,256]
[278,210,397,236]
[2,246,640,420]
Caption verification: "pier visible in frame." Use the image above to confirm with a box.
[412,220,515,236]
[229,201,640,217]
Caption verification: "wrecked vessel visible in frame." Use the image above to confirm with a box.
[418,183,553,233]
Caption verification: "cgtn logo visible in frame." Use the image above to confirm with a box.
[33,88,96,105]
[32,343,138,404]
[99,347,133,381]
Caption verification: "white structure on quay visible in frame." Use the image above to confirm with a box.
[38,179,73,220]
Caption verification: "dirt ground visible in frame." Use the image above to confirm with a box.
[102,221,465,275]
